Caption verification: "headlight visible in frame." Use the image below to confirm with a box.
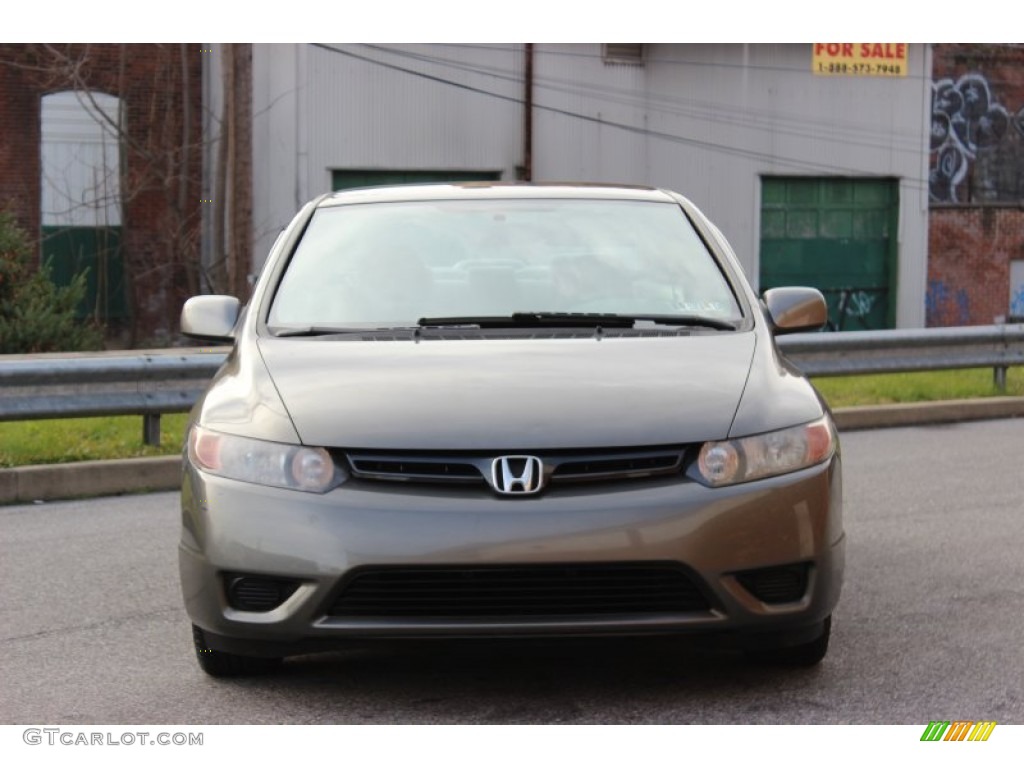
[187,425,346,493]
[690,416,836,487]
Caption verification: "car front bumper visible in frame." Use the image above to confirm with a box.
[179,457,844,658]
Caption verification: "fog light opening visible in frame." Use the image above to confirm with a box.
[734,563,811,605]
[225,575,300,612]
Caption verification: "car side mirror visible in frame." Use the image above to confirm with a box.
[181,295,241,341]
[763,287,828,334]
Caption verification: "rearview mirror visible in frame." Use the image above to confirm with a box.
[181,295,241,341]
[763,287,828,334]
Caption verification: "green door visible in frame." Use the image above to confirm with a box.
[760,177,897,330]
[332,169,500,191]
[40,226,127,320]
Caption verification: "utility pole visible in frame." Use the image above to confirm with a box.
[212,43,253,300]
[229,44,252,300]
[522,43,534,181]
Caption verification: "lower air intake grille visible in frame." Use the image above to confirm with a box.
[327,563,710,618]
[225,575,300,612]
[735,563,810,604]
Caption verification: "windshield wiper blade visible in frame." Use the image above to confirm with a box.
[418,313,633,329]
[417,312,737,330]
[620,314,738,331]
[270,325,367,337]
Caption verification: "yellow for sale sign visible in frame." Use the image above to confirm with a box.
[812,43,908,77]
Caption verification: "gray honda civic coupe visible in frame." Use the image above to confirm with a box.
[179,183,843,676]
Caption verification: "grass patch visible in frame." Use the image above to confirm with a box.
[812,367,1024,409]
[0,413,189,468]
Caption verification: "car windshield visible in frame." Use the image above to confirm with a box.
[267,198,743,328]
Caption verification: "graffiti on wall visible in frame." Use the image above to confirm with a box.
[823,287,886,331]
[926,279,971,325]
[843,290,876,318]
[1011,285,1024,317]
[929,73,1024,203]
[1011,260,1024,318]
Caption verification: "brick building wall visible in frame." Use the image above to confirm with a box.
[0,54,42,242]
[928,207,1024,325]
[929,44,1024,326]
[0,44,203,344]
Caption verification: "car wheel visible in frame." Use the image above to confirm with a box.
[191,624,282,677]
[745,616,831,667]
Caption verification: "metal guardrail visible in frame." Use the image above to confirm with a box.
[778,323,1024,382]
[1,324,1022,446]
[0,349,228,445]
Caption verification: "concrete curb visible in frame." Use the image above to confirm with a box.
[0,456,181,505]
[2,398,1023,504]
[831,396,1024,431]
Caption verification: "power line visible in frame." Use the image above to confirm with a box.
[360,43,927,154]
[426,42,932,79]
[308,43,931,191]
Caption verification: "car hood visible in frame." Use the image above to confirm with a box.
[257,333,757,450]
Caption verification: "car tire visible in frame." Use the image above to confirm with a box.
[745,616,831,667]
[191,624,282,678]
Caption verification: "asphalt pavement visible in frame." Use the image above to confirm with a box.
[1,418,1022,724]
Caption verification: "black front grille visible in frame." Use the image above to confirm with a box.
[344,448,685,488]
[553,452,682,480]
[347,457,481,482]
[734,563,810,604]
[327,563,710,618]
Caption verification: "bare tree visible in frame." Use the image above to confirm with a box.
[0,43,252,345]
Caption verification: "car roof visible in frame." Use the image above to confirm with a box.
[317,182,680,208]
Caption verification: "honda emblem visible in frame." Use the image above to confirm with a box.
[490,455,544,495]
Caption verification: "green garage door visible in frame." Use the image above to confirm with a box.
[332,169,500,191]
[760,178,898,331]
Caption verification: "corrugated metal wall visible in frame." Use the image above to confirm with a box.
[532,44,930,326]
[306,44,524,173]
[532,44,650,184]
[246,43,931,326]
[252,43,525,264]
